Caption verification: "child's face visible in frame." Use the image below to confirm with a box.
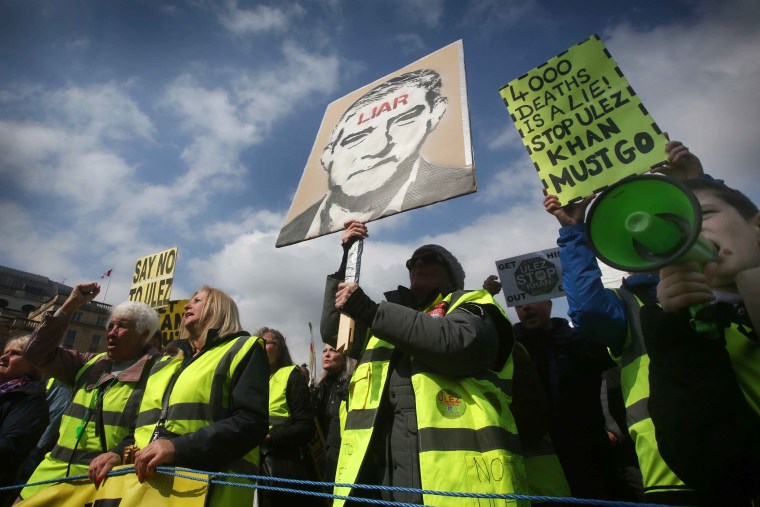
[697,190,760,287]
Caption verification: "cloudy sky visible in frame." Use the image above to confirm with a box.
[2,0,758,371]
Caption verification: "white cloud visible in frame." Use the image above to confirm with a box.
[231,41,341,128]
[478,156,545,205]
[604,0,760,201]
[0,203,79,279]
[53,83,156,143]
[0,40,347,335]
[0,84,150,213]
[156,41,343,215]
[217,1,305,34]
[395,33,426,54]
[484,126,524,151]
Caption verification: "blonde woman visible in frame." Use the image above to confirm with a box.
[132,286,268,507]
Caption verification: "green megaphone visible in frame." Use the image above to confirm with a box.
[585,174,718,336]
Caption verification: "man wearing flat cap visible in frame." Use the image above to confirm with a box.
[320,220,528,507]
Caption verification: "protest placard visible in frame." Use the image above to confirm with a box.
[495,248,565,307]
[500,34,667,205]
[128,247,177,308]
[277,40,475,247]
[156,298,189,344]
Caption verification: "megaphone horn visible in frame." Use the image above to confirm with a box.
[585,174,719,337]
[585,174,715,272]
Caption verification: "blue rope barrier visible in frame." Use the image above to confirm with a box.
[0,465,693,507]
[162,466,681,507]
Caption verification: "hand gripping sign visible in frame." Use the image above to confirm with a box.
[499,34,667,205]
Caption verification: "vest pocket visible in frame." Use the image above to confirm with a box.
[349,363,371,410]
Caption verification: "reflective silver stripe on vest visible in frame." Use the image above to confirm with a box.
[344,408,377,431]
[50,446,101,465]
[102,410,130,427]
[615,289,647,367]
[136,407,163,427]
[625,397,650,428]
[63,402,88,420]
[269,415,290,426]
[469,371,513,396]
[166,402,214,422]
[419,426,522,454]
[209,336,252,421]
[360,346,394,365]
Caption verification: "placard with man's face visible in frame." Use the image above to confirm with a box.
[276,40,475,247]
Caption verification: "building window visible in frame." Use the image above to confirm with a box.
[71,312,83,322]
[23,285,45,296]
[89,335,102,352]
[96,316,107,327]
[63,330,77,349]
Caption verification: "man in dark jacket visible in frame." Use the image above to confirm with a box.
[513,300,624,501]
[321,220,521,506]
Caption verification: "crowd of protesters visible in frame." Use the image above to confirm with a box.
[1,139,758,507]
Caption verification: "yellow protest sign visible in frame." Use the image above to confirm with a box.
[156,299,189,344]
[128,247,178,308]
[500,35,667,205]
[18,467,208,506]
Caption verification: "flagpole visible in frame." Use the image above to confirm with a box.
[308,322,316,387]
[102,271,112,303]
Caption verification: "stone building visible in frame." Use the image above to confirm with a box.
[0,265,111,353]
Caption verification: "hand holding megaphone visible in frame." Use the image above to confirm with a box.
[656,261,717,313]
[585,174,719,337]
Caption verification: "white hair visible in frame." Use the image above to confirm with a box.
[109,301,160,343]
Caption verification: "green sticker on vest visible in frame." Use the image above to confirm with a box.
[436,389,466,419]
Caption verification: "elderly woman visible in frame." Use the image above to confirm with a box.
[312,343,353,483]
[258,327,319,507]
[0,335,47,506]
[133,286,268,507]
[20,283,160,501]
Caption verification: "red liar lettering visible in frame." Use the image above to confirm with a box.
[357,94,409,125]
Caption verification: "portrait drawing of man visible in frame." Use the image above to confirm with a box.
[276,64,475,247]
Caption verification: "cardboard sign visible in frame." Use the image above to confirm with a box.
[277,40,475,247]
[500,35,667,205]
[128,247,178,308]
[156,299,189,344]
[496,248,565,307]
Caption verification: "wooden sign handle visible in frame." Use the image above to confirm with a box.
[336,313,355,353]
[336,240,363,353]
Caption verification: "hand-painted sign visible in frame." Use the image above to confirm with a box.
[277,40,475,247]
[128,247,177,308]
[500,34,667,205]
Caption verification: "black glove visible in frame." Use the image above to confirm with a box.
[342,287,379,326]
